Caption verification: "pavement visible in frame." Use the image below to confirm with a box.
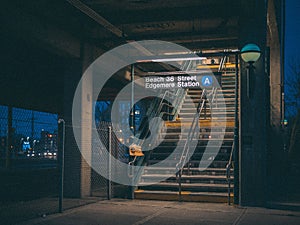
[17,199,300,225]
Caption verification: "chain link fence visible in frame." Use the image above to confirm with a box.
[0,106,58,166]
[0,105,60,224]
[92,121,130,199]
[0,104,130,224]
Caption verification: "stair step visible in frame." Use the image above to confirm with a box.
[154,139,233,144]
[150,149,232,156]
[134,190,233,203]
[179,113,235,118]
[166,120,235,128]
[158,137,233,142]
[187,93,236,98]
[153,146,232,153]
[184,95,235,102]
[161,131,234,136]
[221,86,236,90]
[180,110,236,114]
[162,129,235,134]
[162,127,235,132]
[138,182,233,192]
[221,80,236,84]
[152,145,232,150]
[141,174,233,180]
[147,160,229,168]
[180,107,236,111]
[187,90,235,94]
[181,103,236,108]
[141,178,232,185]
[150,152,231,160]
[143,167,232,175]
[161,132,234,137]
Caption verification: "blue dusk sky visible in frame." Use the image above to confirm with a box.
[285,0,300,117]
[285,0,300,58]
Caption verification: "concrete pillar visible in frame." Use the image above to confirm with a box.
[267,0,285,198]
[63,58,82,198]
[63,43,100,198]
[267,0,283,132]
[238,0,269,206]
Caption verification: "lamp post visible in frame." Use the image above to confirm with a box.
[240,43,261,98]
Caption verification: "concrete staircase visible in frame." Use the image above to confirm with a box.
[135,65,237,203]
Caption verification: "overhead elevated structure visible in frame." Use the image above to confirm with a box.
[1,0,284,207]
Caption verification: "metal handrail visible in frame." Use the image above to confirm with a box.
[129,60,196,187]
[134,89,172,142]
[171,89,187,121]
[176,89,207,200]
[136,89,185,147]
[218,55,227,72]
[130,88,187,185]
[210,87,218,109]
[226,140,235,205]
[142,90,186,148]
[205,87,218,116]
[176,89,206,171]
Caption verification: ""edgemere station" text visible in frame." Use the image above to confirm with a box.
[145,76,200,89]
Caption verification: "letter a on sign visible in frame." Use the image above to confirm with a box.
[202,76,213,87]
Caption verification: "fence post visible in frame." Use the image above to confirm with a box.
[178,170,182,202]
[58,119,65,213]
[5,106,12,169]
[130,63,135,200]
[107,126,112,200]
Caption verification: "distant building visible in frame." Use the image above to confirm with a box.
[0,136,6,157]
[40,130,57,152]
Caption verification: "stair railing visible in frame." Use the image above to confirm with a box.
[130,59,197,187]
[128,88,166,166]
[218,55,227,72]
[129,88,187,185]
[205,87,218,118]
[226,140,234,205]
[136,88,186,148]
[150,89,187,146]
[176,89,207,201]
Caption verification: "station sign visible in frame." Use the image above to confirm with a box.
[144,72,221,90]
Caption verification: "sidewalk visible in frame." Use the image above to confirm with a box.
[18,199,300,225]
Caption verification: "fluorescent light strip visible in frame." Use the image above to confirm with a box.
[136,57,206,63]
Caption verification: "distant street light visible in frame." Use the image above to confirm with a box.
[241,43,261,98]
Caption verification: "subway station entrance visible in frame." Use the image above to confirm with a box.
[131,52,239,203]
[93,50,240,204]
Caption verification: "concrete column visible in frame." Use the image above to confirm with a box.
[63,58,82,198]
[268,0,283,129]
[79,43,94,197]
[238,0,269,206]
[63,43,100,198]
[267,0,285,198]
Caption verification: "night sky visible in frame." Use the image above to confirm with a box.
[285,0,300,117]
[285,0,300,57]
